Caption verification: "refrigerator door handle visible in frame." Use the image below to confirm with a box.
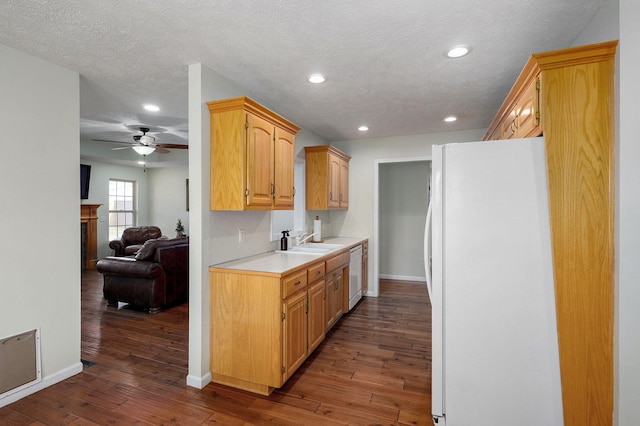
[424,200,433,304]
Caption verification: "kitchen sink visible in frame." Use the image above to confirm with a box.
[276,247,328,255]
[276,243,344,255]
[289,247,331,253]
[302,243,344,249]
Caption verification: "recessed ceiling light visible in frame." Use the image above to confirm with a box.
[445,45,472,58]
[358,125,369,132]
[308,74,326,84]
[143,104,160,112]
[444,116,458,122]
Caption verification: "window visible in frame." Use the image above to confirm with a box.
[108,179,136,241]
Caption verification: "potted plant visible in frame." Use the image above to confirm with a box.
[175,219,185,238]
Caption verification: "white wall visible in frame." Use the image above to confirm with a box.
[149,165,190,239]
[0,43,81,406]
[572,0,619,47]
[379,160,430,281]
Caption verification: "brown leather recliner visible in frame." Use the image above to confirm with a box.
[109,226,162,256]
[96,238,188,313]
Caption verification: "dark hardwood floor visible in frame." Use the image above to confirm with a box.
[0,270,432,425]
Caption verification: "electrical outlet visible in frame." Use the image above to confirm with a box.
[238,229,245,243]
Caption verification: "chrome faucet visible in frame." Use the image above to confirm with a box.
[296,232,318,246]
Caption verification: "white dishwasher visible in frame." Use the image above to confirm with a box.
[348,245,363,310]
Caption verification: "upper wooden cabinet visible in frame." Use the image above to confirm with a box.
[485,63,542,141]
[305,145,351,210]
[207,96,300,211]
[483,41,617,426]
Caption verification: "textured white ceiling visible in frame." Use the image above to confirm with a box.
[0,0,608,153]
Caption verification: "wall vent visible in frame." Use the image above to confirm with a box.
[0,329,41,398]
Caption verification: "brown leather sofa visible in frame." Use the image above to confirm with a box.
[109,226,162,256]
[96,237,188,313]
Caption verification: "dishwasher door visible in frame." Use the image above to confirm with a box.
[348,245,363,310]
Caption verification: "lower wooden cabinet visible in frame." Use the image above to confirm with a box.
[210,259,329,395]
[209,247,355,395]
[325,270,344,330]
[308,279,326,353]
[283,290,307,379]
[324,250,350,330]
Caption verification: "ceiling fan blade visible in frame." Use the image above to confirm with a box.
[111,146,130,151]
[154,146,170,154]
[155,143,188,149]
[93,138,133,145]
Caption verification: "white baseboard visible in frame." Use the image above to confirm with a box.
[0,361,83,408]
[379,274,427,283]
[186,371,212,389]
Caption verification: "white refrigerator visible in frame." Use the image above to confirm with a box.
[424,138,564,426]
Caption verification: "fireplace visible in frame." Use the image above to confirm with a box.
[81,204,101,269]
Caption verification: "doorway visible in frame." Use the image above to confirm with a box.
[372,157,430,296]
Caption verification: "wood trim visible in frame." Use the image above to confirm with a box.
[207,96,300,135]
[533,40,618,70]
[304,144,351,161]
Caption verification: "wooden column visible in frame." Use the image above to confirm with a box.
[81,204,101,269]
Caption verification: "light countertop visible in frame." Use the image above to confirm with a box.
[209,237,366,275]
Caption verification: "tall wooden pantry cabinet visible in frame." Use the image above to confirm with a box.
[484,40,617,426]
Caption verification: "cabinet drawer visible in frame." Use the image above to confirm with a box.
[307,262,325,283]
[282,270,307,299]
[326,251,350,273]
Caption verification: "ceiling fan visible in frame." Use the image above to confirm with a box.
[93,127,188,155]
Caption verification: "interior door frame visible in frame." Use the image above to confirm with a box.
[372,155,431,297]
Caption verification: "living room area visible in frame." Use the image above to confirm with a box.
[80,143,190,264]
[79,141,191,308]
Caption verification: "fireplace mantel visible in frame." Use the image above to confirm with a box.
[81,204,101,269]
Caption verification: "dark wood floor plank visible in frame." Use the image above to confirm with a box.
[0,272,431,425]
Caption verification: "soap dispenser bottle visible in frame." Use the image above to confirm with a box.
[280,230,289,251]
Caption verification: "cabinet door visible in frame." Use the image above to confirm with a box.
[325,273,336,330]
[516,76,541,138]
[334,270,344,319]
[283,290,307,380]
[308,279,326,353]
[328,154,341,208]
[339,158,349,208]
[273,128,295,209]
[246,114,275,207]
[500,107,518,139]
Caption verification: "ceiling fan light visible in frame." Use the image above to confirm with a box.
[132,145,155,155]
[139,134,155,144]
